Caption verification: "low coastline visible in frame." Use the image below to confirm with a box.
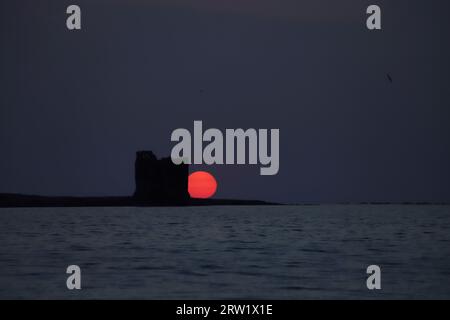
[0,193,278,208]
[1,193,448,208]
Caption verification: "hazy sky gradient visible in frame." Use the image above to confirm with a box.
[1,0,450,203]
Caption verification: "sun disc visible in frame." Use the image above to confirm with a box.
[188,171,217,199]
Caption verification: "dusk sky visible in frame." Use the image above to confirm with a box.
[1,0,450,203]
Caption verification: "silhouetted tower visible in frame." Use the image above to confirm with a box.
[133,151,189,204]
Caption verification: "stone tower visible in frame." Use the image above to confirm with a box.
[133,151,189,204]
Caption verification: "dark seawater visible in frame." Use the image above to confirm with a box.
[0,205,450,299]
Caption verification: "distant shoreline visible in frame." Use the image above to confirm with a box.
[291,202,450,206]
[0,193,278,208]
[0,193,449,208]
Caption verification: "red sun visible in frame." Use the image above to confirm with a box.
[188,171,217,199]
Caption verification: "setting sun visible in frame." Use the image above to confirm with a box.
[188,171,217,199]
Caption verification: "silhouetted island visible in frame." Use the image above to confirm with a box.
[0,151,277,208]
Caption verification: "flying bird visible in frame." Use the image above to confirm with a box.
[387,73,393,83]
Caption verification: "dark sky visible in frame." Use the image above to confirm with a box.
[1,0,450,203]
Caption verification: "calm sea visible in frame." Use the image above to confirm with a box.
[0,205,449,299]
